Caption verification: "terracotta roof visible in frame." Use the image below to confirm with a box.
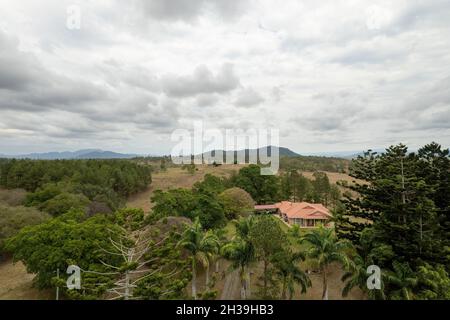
[254,204,278,210]
[255,201,331,220]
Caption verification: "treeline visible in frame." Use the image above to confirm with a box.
[230,165,342,206]
[280,171,341,208]
[0,159,152,215]
[336,142,450,299]
[280,156,349,173]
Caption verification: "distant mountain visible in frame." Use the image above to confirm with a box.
[76,151,138,159]
[307,149,386,159]
[197,146,301,163]
[0,149,138,160]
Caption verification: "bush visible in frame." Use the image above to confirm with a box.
[218,187,255,219]
[39,192,90,216]
[0,189,27,206]
[0,205,49,254]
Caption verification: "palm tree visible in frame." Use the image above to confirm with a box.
[341,253,386,300]
[178,218,219,299]
[234,216,254,240]
[385,261,418,300]
[301,225,353,300]
[212,228,226,274]
[272,249,311,299]
[233,217,255,295]
[204,230,220,288]
[221,217,256,299]
[342,229,392,299]
[222,238,255,299]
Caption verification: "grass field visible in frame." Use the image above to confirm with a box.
[127,164,247,212]
[0,259,52,300]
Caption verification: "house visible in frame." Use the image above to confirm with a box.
[254,201,332,228]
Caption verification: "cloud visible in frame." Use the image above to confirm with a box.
[196,94,219,107]
[1,0,450,154]
[161,63,240,98]
[234,88,265,108]
[135,0,248,22]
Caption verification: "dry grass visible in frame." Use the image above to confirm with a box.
[248,261,365,300]
[0,260,52,300]
[127,164,247,212]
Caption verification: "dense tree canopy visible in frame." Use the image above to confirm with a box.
[0,204,49,256]
[151,188,227,230]
[218,187,255,220]
[336,142,450,299]
[5,209,123,293]
[230,165,281,204]
[0,159,152,214]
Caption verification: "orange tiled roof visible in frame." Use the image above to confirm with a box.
[276,201,331,220]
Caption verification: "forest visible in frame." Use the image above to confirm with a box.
[0,142,449,300]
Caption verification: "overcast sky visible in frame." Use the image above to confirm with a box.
[1,0,449,155]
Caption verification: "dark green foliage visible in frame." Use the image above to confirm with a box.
[416,263,450,300]
[0,205,50,254]
[337,142,450,299]
[280,170,312,202]
[151,185,227,230]
[280,170,341,207]
[271,249,311,299]
[0,159,151,214]
[130,222,191,300]
[338,143,447,264]
[230,165,281,204]
[301,225,353,300]
[280,155,348,173]
[249,215,287,298]
[39,192,90,216]
[114,208,145,231]
[151,189,198,219]
[5,209,123,295]
[193,174,226,195]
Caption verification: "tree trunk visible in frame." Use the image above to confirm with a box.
[281,277,287,300]
[246,270,251,299]
[215,260,220,273]
[192,259,197,299]
[206,263,210,288]
[401,158,407,224]
[124,271,130,300]
[263,259,268,297]
[322,267,328,300]
[237,266,245,300]
[419,213,423,255]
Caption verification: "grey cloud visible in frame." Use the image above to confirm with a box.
[390,77,450,132]
[234,88,265,108]
[0,30,107,112]
[0,32,44,91]
[294,92,364,132]
[196,94,219,107]
[393,0,450,31]
[99,60,161,93]
[135,0,248,22]
[162,63,240,98]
